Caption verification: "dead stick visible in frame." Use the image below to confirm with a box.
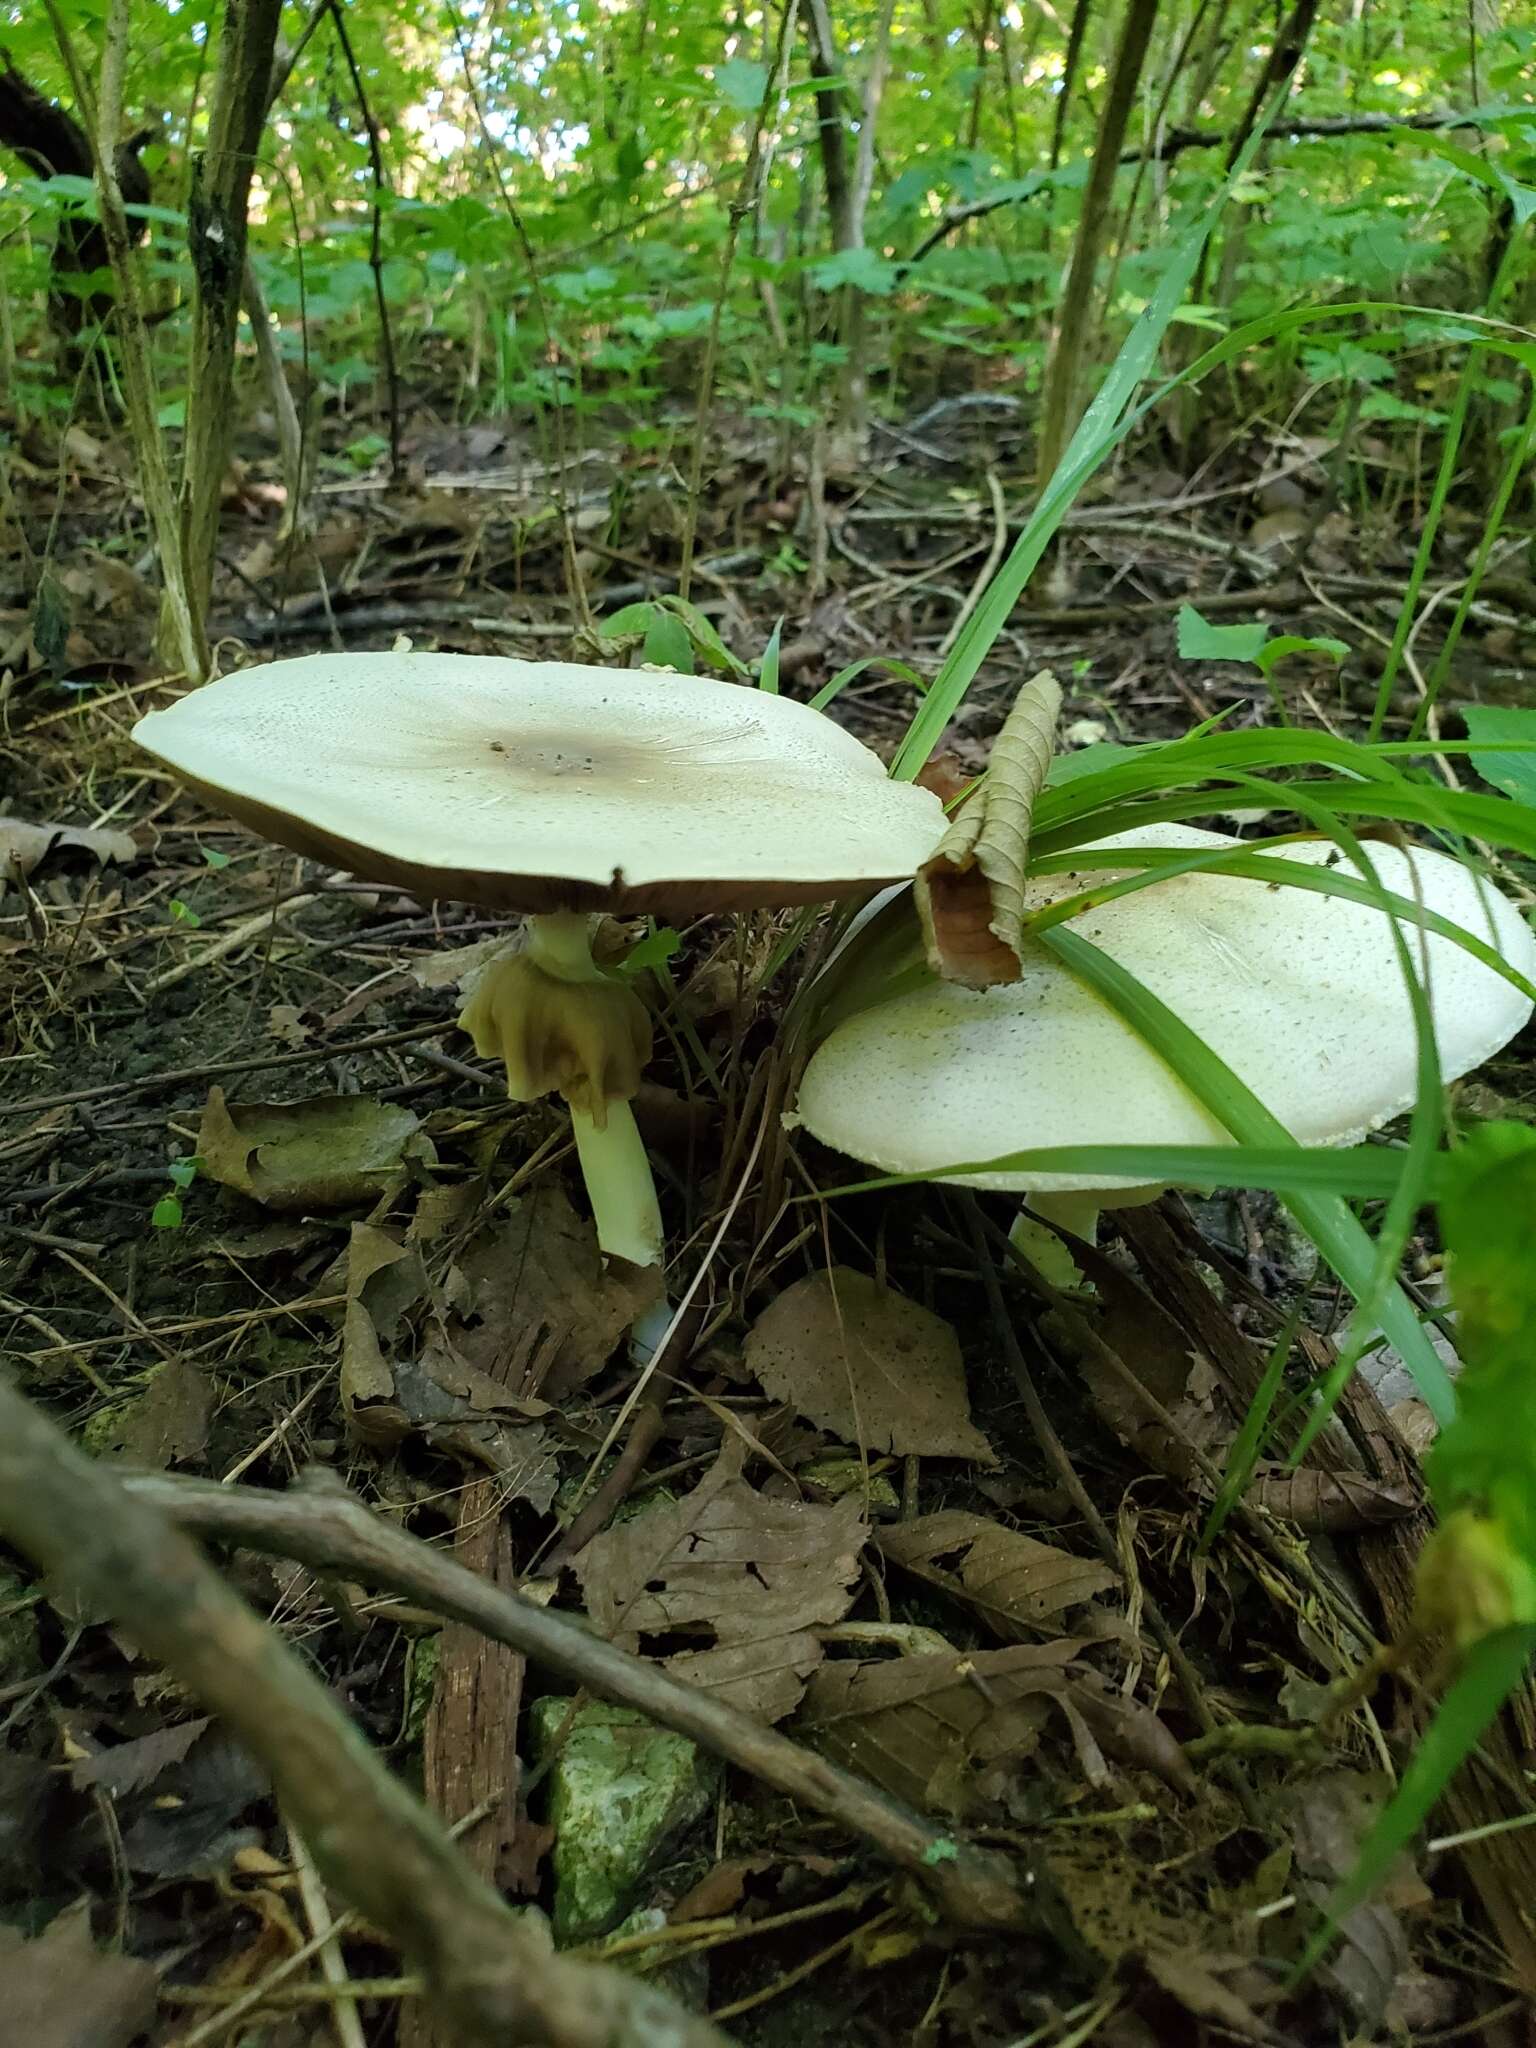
[0,1377,729,2048]
[122,1467,1033,1934]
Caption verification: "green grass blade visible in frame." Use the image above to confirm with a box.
[1040,925,1455,1422]
[1292,1627,1536,1985]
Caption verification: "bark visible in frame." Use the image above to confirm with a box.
[179,0,285,637]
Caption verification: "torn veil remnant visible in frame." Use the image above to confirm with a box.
[135,651,946,1274]
[796,821,1536,1243]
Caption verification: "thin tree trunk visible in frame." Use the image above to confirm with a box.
[804,0,855,250]
[180,0,284,650]
[805,0,897,466]
[1050,0,1095,169]
[1035,0,1160,486]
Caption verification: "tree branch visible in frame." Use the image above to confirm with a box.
[0,1377,730,2048]
[121,1467,1036,1936]
[903,107,1493,267]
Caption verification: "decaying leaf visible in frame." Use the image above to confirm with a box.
[1289,1771,1418,2028]
[0,1907,157,2048]
[91,1359,213,1472]
[70,1717,212,1798]
[1052,1235,1235,1484]
[341,1220,560,1508]
[440,1183,662,1405]
[116,1725,269,1879]
[1143,1948,1281,2042]
[576,1444,865,1722]
[1244,1465,1420,1532]
[914,670,1061,987]
[0,816,139,884]
[800,1640,1082,1814]
[198,1088,436,1211]
[743,1267,994,1464]
[878,1510,1118,1637]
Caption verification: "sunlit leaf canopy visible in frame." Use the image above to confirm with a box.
[3,0,1531,433]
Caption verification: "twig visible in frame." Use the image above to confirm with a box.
[0,1376,729,2048]
[143,892,320,996]
[122,1467,1035,1934]
[0,1020,453,1119]
[290,1824,368,2048]
[937,469,1009,658]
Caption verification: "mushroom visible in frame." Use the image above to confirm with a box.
[792,823,1536,1247]
[134,651,945,1279]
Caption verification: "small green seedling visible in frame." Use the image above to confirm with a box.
[1176,602,1349,679]
[151,1156,203,1230]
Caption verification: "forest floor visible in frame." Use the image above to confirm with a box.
[4,385,1536,2047]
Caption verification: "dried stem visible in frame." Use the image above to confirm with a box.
[122,1466,1034,1935]
[42,0,205,680]
[0,1377,729,2048]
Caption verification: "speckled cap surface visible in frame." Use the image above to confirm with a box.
[794,825,1536,1192]
[134,652,947,913]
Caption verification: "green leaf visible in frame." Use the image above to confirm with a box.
[618,926,682,977]
[1254,634,1350,677]
[168,899,202,928]
[1464,705,1536,808]
[714,56,768,112]
[641,608,693,672]
[657,595,748,676]
[1176,603,1269,664]
[758,617,783,695]
[150,1193,184,1230]
[807,247,900,296]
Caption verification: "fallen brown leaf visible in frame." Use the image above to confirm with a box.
[800,1640,1082,1814]
[743,1267,995,1464]
[1,816,139,884]
[576,1443,865,1722]
[70,1716,212,1798]
[95,1359,213,1472]
[0,1907,157,2048]
[879,1510,1118,1637]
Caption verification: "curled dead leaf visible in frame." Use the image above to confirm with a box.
[1,815,140,885]
[914,670,1061,988]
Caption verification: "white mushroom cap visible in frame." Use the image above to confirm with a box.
[794,824,1536,1193]
[133,652,946,914]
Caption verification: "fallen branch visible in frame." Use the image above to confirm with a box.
[0,1376,728,2048]
[122,1467,1035,1935]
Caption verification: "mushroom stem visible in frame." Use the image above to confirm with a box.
[569,1097,665,1270]
[458,912,663,1269]
[1025,1184,1167,1246]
